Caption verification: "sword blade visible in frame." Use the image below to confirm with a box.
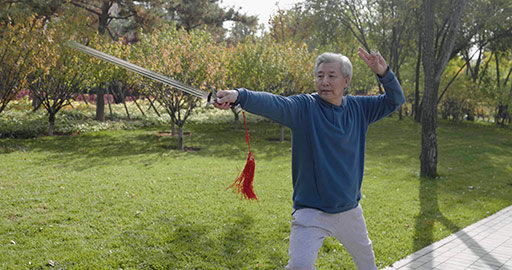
[67,40,208,99]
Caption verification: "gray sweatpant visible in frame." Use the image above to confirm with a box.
[285,204,377,270]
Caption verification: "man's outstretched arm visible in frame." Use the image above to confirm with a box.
[213,88,302,128]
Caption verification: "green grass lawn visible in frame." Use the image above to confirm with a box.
[1,115,511,269]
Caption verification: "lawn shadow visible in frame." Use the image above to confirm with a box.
[220,209,257,269]
[20,131,168,170]
[116,208,259,269]
[7,122,293,171]
[119,215,217,269]
[412,177,505,269]
[181,121,292,161]
[413,177,460,257]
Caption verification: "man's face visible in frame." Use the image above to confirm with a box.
[315,62,350,106]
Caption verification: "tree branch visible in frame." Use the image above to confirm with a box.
[437,61,467,104]
[69,1,101,16]
[434,0,465,82]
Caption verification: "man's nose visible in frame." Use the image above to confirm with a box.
[321,77,330,85]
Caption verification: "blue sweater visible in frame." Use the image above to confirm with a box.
[236,70,405,213]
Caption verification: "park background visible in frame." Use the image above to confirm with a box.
[1,0,511,269]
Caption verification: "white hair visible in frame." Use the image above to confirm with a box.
[314,52,352,88]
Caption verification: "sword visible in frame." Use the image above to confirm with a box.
[66,40,218,104]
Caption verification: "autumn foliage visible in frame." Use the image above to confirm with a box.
[0,11,318,143]
[81,25,316,147]
[0,15,44,114]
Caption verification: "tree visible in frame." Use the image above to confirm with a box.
[450,0,512,61]
[413,24,423,122]
[69,0,141,39]
[226,37,315,132]
[29,19,87,135]
[66,0,255,121]
[412,0,512,124]
[0,15,43,114]
[76,35,135,122]
[492,45,512,126]
[302,0,417,102]
[5,1,128,121]
[226,20,261,44]
[164,0,257,36]
[438,59,481,121]
[268,3,313,44]
[457,0,512,125]
[375,0,418,119]
[134,26,227,150]
[1,0,64,22]
[478,49,512,126]
[301,0,357,50]
[420,0,465,178]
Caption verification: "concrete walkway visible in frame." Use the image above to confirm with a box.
[383,205,512,270]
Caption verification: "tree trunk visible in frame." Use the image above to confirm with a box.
[80,92,89,105]
[420,81,439,177]
[280,124,285,142]
[414,31,422,123]
[98,1,111,36]
[178,124,184,151]
[495,52,500,87]
[232,108,240,130]
[172,121,176,135]
[145,94,161,117]
[116,80,131,120]
[48,112,55,136]
[420,0,438,178]
[106,83,113,120]
[132,97,145,116]
[32,94,41,111]
[420,0,464,178]
[96,87,105,122]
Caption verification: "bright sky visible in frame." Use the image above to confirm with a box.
[220,0,303,28]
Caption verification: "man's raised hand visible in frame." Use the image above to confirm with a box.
[357,47,388,77]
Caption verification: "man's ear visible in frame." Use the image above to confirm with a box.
[345,76,351,86]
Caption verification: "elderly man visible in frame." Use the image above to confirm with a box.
[214,48,405,270]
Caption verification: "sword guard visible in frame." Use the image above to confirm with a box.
[231,103,241,114]
[206,88,217,107]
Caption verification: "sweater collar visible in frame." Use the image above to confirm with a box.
[314,93,347,109]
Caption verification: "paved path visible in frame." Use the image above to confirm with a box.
[383,205,512,270]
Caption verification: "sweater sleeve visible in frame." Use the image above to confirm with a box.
[359,69,406,124]
[236,88,303,128]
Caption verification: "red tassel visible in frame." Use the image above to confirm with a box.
[227,111,257,200]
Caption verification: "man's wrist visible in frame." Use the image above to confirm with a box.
[377,66,390,78]
[233,88,241,104]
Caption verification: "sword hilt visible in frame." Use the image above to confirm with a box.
[206,88,217,106]
[206,88,240,112]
